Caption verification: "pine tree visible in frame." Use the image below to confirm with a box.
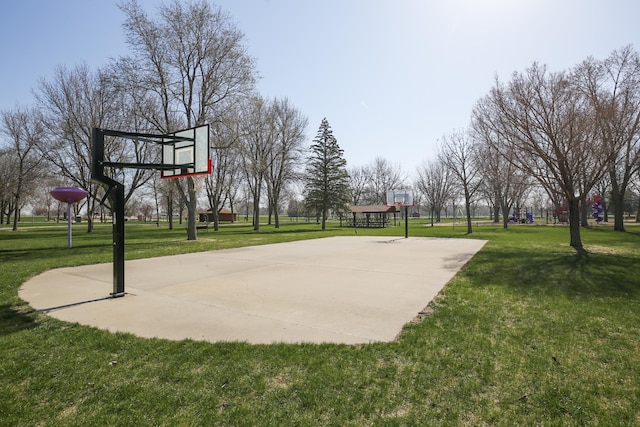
[304,118,351,230]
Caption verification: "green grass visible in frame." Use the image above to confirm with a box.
[1,221,639,425]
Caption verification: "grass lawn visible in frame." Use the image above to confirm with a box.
[1,220,639,425]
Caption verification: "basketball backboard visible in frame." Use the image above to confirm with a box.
[161,124,211,179]
[386,190,414,207]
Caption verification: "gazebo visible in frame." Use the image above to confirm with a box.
[342,205,399,228]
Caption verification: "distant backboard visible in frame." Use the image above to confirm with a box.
[161,124,211,179]
[386,190,414,207]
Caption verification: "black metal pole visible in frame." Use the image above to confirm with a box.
[92,128,126,297]
[91,126,205,298]
[111,182,125,297]
[405,206,409,238]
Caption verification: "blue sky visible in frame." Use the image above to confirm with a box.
[1,0,639,176]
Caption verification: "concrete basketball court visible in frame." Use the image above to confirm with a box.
[20,236,487,345]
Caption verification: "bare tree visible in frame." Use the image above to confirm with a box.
[574,45,640,232]
[119,0,257,240]
[27,174,61,222]
[163,179,179,229]
[204,111,241,230]
[226,150,244,224]
[238,96,273,231]
[415,158,455,226]
[265,97,308,228]
[0,106,45,230]
[348,165,369,205]
[632,171,640,221]
[438,129,482,234]
[363,157,406,205]
[35,64,155,230]
[528,185,549,219]
[473,119,530,228]
[105,62,162,203]
[0,147,17,224]
[286,196,304,220]
[474,63,620,250]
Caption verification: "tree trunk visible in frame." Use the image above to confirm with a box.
[167,193,174,230]
[610,189,626,232]
[12,203,19,231]
[580,195,590,228]
[213,209,219,232]
[500,202,509,229]
[86,196,95,233]
[229,197,235,224]
[154,184,161,227]
[207,193,222,232]
[568,198,583,251]
[12,177,22,231]
[253,192,261,231]
[464,190,473,234]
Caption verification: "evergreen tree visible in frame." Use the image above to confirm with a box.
[304,118,351,230]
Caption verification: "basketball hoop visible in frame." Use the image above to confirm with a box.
[91,125,210,297]
[386,190,414,239]
[386,190,414,208]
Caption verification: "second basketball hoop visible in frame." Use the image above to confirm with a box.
[386,190,414,238]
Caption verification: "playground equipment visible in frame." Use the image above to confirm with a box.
[592,195,604,223]
[509,208,534,224]
[50,187,89,248]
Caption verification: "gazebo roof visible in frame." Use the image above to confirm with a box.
[349,205,399,214]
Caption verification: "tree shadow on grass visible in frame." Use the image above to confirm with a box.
[0,243,111,263]
[466,246,640,299]
[0,304,38,337]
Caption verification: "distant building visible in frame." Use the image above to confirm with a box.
[198,208,238,223]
